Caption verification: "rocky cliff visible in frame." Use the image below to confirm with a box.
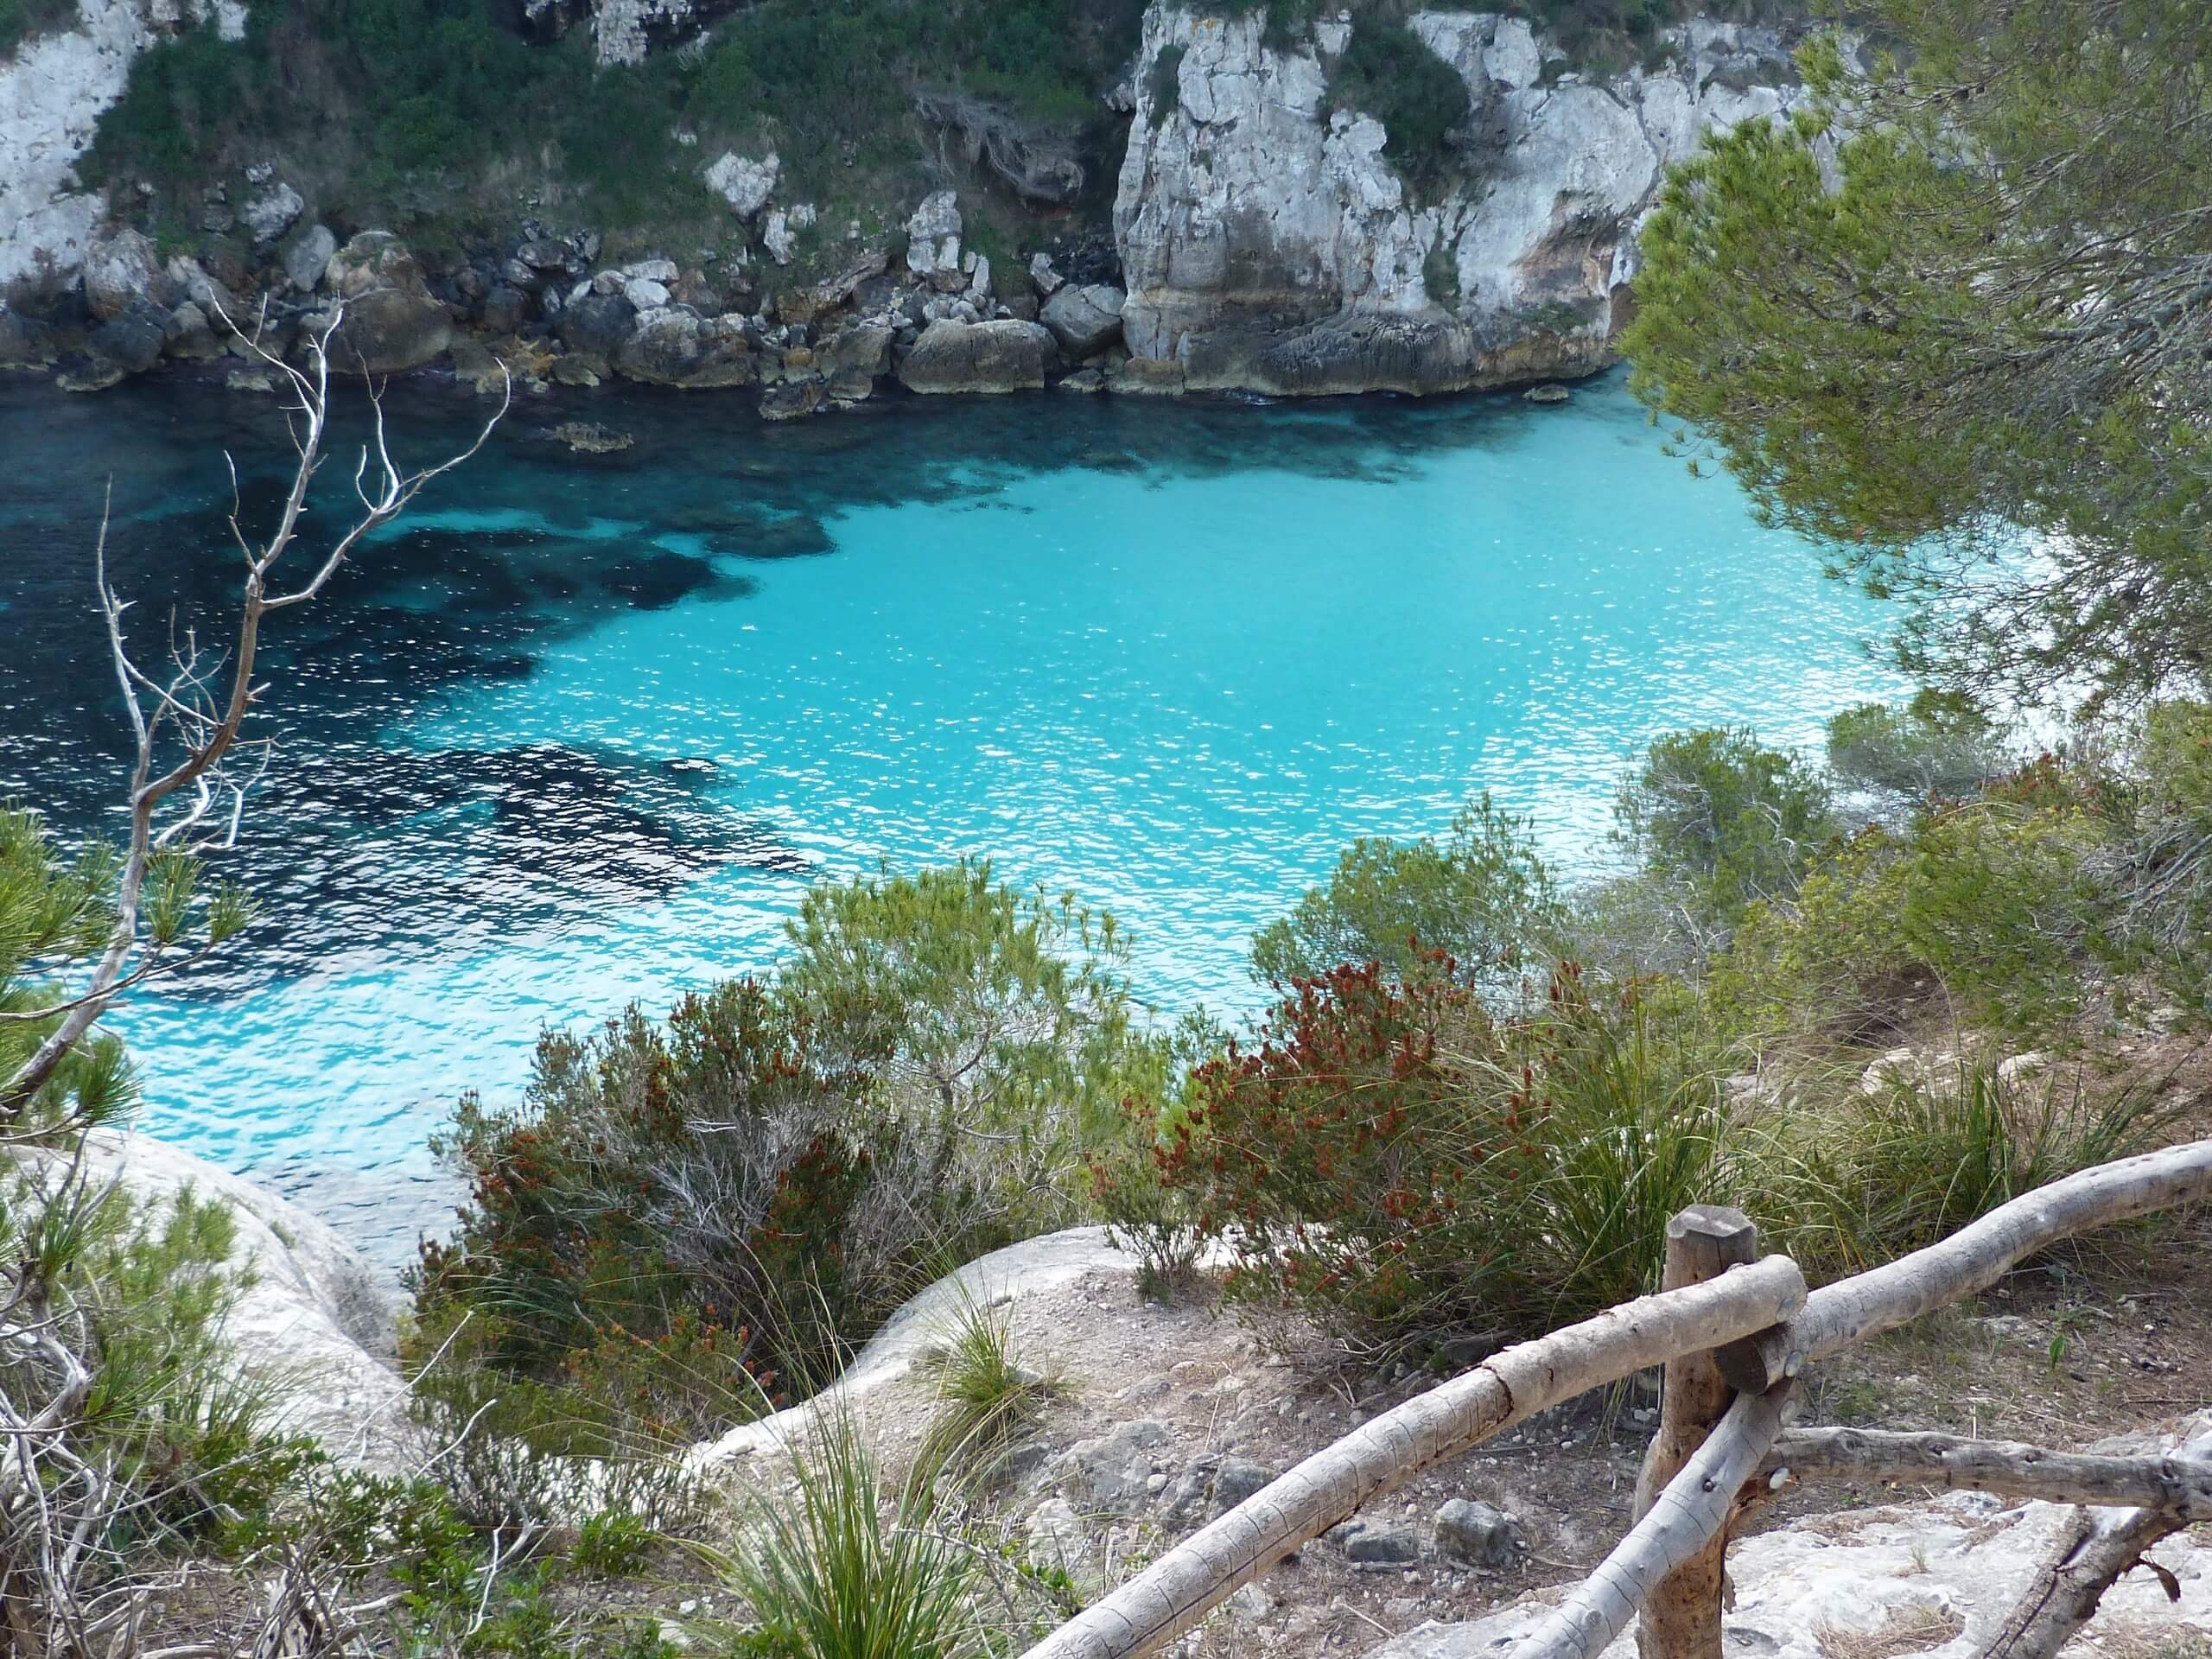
[0,0,244,290]
[1115,8,1801,395]
[0,3,1811,403]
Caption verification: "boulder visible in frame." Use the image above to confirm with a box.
[1055,366,1107,394]
[4,1130,410,1471]
[239,181,304,246]
[1213,1456,1277,1515]
[556,290,636,360]
[1107,355,1185,396]
[165,256,239,325]
[905,189,963,286]
[91,298,169,375]
[763,210,798,266]
[706,149,779,218]
[1433,1498,1517,1567]
[1029,251,1065,298]
[898,318,1055,394]
[517,237,578,275]
[550,419,633,454]
[481,283,531,336]
[1523,382,1571,404]
[83,226,170,322]
[612,307,753,389]
[759,376,826,422]
[1341,1522,1422,1566]
[820,321,893,401]
[162,302,224,361]
[0,307,58,368]
[622,276,672,311]
[1039,283,1126,359]
[778,248,890,327]
[321,232,453,375]
[283,224,338,293]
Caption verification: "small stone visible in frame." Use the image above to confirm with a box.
[1225,1583,1274,1624]
[1344,1523,1422,1565]
[1435,1498,1519,1567]
[1213,1457,1276,1514]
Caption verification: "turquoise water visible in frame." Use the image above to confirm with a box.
[0,375,1897,1260]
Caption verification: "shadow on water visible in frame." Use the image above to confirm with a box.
[0,375,1558,944]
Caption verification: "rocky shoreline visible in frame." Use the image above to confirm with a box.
[0,7,1816,414]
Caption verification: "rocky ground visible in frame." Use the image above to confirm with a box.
[54,1103,2212,1656]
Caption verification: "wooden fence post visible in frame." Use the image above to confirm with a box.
[1631,1205,1758,1659]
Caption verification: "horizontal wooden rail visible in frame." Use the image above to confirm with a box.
[1789,1139,2212,1369]
[1014,1255,1808,1659]
[1505,1385,1792,1659]
[1765,1427,2212,1520]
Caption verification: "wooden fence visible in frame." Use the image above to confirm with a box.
[1017,1137,2212,1659]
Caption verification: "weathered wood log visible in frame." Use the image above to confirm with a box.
[1014,1256,1809,1659]
[1507,1385,1794,1659]
[1971,1424,2212,1659]
[1790,1139,2212,1370]
[1763,1427,2212,1520]
[1632,1207,1758,1659]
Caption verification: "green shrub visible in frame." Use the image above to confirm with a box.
[915,1290,1055,1477]
[711,1409,988,1659]
[1717,799,2111,1039]
[1153,961,1740,1355]
[1825,691,2010,811]
[1251,793,1564,993]
[420,864,1168,1434]
[1614,726,1836,927]
[1330,14,1472,177]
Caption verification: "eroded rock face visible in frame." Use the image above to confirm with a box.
[906,190,964,288]
[4,1130,411,1471]
[898,317,1056,394]
[0,0,245,291]
[1114,6,1804,396]
[706,149,779,218]
[321,231,453,375]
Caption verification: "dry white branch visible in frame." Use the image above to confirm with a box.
[1,310,505,1121]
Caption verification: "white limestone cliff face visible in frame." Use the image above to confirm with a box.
[6,1129,414,1471]
[1114,7,1804,395]
[0,0,243,290]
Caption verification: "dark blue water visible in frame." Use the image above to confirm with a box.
[0,373,1897,1262]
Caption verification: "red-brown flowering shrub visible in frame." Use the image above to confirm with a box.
[1153,958,1739,1355]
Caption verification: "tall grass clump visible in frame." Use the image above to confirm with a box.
[714,1410,988,1659]
[1774,1058,2189,1273]
[915,1290,1057,1478]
